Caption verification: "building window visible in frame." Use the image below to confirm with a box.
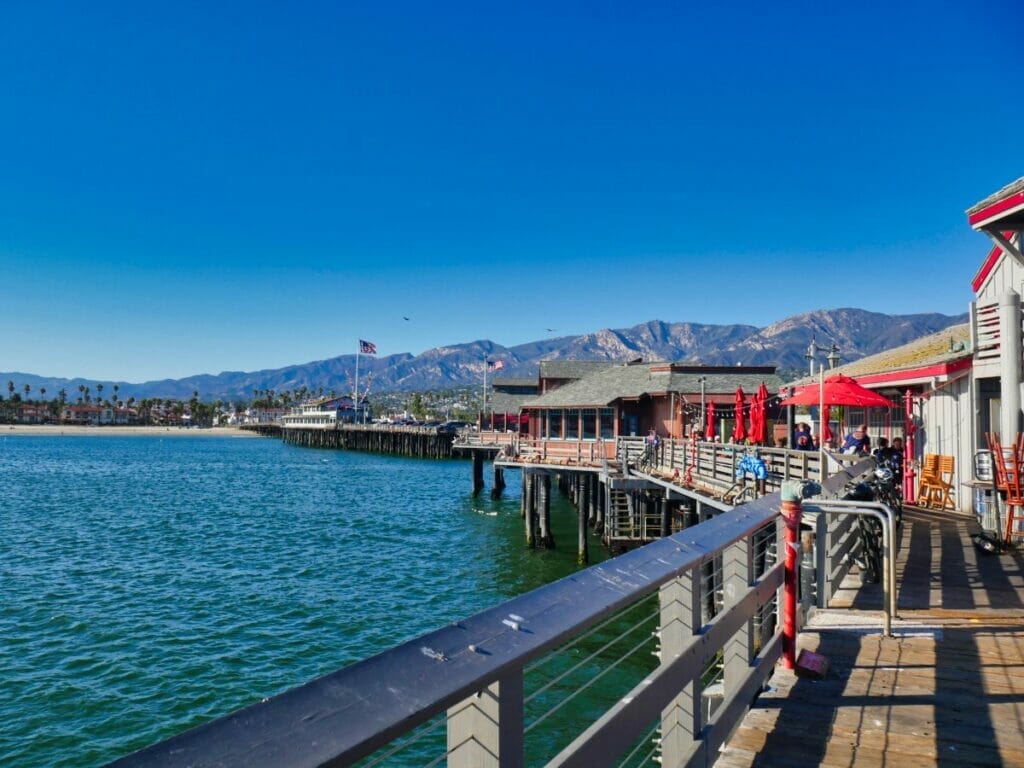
[599,408,615,439]
[565,409,580,440]
[582,408,597,440]
[548,409,563,439]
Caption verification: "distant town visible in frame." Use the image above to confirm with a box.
[1,380,480,427]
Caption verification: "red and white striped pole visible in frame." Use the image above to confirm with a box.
[780,481,803,669]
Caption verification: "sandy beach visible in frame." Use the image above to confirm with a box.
[2,424,261,438]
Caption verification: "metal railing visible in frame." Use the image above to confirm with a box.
[112,465,874,768]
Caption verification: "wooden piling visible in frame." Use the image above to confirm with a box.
[491,465,505,499]
[472,452,484,496]
[577,474,589,565]
[524,471,536,547]
[538,473,554,549]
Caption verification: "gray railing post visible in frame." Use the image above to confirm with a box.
[659,566,704,766]
[447,671,524,767]
[815,512,828,608]
[723,536,754,695]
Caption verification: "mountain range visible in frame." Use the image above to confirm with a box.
[3,308,967,402]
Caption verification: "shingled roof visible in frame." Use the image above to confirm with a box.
[789,324,971,385]
[967,177,1024,215]
[524,363,783,408]
[539,360,619,380]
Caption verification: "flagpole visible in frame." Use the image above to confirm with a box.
[483,357,488,431]
[354,346,360,421]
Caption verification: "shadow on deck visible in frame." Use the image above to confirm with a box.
[721,507,1024,767]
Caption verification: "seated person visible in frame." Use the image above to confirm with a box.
[841,423,871,455]
[793,423,813,451]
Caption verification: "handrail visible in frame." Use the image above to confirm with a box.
[112,465,871,768]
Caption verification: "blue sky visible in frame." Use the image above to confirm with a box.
[1,1,1022,381]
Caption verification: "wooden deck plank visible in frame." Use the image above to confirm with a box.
[719,506,1024,767]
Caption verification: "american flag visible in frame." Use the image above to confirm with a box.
[487,359,505,371]
[359,339,377,355]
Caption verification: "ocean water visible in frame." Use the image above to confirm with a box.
[0,436,618,767]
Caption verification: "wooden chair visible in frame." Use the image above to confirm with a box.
[986,433,1024,544]
[918,454,956,510]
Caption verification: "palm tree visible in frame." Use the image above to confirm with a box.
[96,383,104,401]
[23,384,31,400]
[113,384,119,403]
[7,381,14,399]
[39,386,46,401]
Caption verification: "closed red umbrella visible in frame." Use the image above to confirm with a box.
[822,405,833,444]
[751,383,770,444]
[706,401,716,440]
[732,387,747,442]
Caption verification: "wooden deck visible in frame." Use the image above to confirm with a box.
[720,506,1024,767]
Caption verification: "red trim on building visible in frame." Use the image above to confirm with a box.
[968,191,1024,227]
[971,238,1009,293]
[853,356,973,387]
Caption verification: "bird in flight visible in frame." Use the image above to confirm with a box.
[545,328,557,332]
[403,317,411,321]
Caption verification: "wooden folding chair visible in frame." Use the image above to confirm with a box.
[917,454,941,509]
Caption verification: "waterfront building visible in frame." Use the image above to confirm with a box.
[282,396,368,429]
[522,361,783,447]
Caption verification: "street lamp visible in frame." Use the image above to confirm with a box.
[827,343,840,370]
[698,376,707,435]
[805,337,819,376]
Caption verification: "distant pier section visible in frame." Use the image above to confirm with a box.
[240,398,457,458]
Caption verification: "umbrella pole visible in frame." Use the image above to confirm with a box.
[819,368,827,481]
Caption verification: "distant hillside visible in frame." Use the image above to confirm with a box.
[2,308,967,402]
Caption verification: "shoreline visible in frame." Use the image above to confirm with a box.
[1,425,261,438]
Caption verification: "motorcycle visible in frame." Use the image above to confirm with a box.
[843,456,902,584]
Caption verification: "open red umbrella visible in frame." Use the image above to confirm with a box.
[732,387,747,442]
[705,401,716,440]
[779,374,891,447]
[778,374,896,408]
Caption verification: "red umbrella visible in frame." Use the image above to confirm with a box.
[751,382,770,444]
[705,401,716,440]
[778,374,896,408]
[732,387,747,442]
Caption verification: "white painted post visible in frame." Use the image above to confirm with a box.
[999,289,1022,439]
[447,672,524,768]
[659,567,703,766]
[723,536,754,695]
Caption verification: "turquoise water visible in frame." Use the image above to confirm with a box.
[0,436,614,767]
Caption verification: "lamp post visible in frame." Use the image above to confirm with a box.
[827,343,840,370]
[698,376,707,436]
[805,337,819,376]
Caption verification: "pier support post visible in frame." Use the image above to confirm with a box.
[538,473,555,548]
[472,452,484,497]
[576,474,589,565]
[520,472,527,519]
[524,472,536,547]
[660,496,672,538]
[491,466,505,499]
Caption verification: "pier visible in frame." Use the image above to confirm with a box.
[112,459,1024,767]
[243,422,457,458]
[457,431,832,562]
